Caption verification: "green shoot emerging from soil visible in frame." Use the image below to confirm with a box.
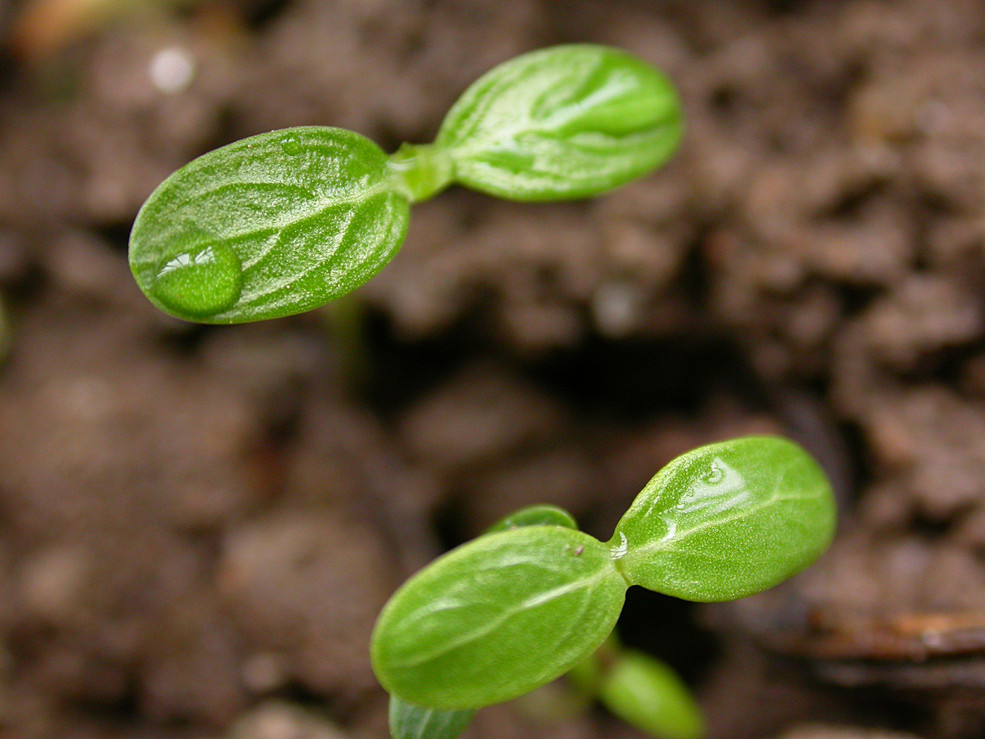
[374,436,837,738]
[128,44,683,323]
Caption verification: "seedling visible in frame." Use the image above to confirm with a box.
[373,436,836,735]
[128,44,683,323]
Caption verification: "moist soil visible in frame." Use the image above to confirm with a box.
[3,1,985,737]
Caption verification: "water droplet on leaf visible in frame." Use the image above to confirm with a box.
[280,136,303,155]
[151,235,242,318]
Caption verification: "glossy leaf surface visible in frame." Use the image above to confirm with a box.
[599,650,704,739]
[129,127,410,323]
[610,437,836,602]
[388,695,474,739]
[372,526,626,709]
[436,44,683,200]
[485,504,578,533]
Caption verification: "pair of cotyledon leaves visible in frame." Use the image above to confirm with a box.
[128,44,683,323]
[372,436,836,713]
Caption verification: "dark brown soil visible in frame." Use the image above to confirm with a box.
[3,0,985,737]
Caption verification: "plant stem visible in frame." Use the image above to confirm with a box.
[387,143,455,203]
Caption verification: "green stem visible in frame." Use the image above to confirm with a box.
[387,143,455,203]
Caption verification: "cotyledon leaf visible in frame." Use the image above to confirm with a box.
[610,436,836,602]
[436,44,683,201]
[129,126,410,323]
[388,695,474,739]
[382,503,578,737]
[599,650,704,739]
[371,526,627,709]
[485,503,578,534]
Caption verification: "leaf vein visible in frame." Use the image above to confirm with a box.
[628,490,820,560]
[395,568,612,669]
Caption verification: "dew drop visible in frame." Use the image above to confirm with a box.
[280,135,303,156]
[151,234,242,318]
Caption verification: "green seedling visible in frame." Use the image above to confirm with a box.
[372,436,836,726]
[128,44,683,324]
[391,506,704,739]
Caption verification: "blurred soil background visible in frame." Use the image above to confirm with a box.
[3,0,985,737]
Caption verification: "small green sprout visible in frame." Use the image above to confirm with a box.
[390,504,703,739]
[599,649,704,739]
[568,635,704,739]
[372,436,836,728]
[128,44,683,323]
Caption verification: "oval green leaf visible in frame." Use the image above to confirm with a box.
[485,504,578,534]
[388,695,474,739]
[610,437,836,602]
[599,651,704,739]
[436,44,683,201]
[129,127,410,323]
[371,526,627,709]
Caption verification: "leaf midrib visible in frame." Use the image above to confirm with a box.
[392,565,617,669]
[616,455,821,564]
